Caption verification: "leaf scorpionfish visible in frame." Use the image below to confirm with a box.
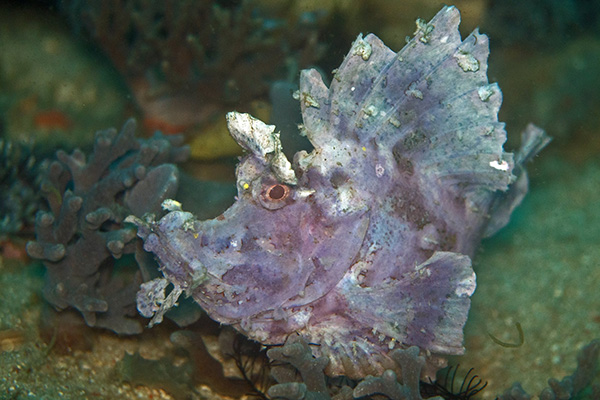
[130,6,549,379]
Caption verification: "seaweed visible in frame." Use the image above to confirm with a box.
[26,119,189,334]
[420,366,487,400]
[224,330,273,400]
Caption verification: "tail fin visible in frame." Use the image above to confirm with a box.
[484,124,551,237]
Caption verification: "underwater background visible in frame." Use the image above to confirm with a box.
[1,0,599,399]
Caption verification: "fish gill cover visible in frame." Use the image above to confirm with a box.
[130,6,549,380]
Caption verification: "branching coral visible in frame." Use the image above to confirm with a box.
[352,347,438,400]
[26,119,189,334]
[267,335,333,400]
[265,335,442,400]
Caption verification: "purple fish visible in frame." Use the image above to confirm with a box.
[130,6,549,379]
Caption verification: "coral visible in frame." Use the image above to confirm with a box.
[26,119,189,334]
[61,0,326,154]
[265,335,444,400]
[497,339,600,400]
[266,335,333,400]
[0,138,45,238]
[352,347,427,400]
[497,382,531,400]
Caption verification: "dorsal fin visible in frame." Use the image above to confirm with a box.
[299,6,514,197]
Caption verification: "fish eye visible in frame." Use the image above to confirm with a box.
[267,184,288,200]
[258,183,291,210]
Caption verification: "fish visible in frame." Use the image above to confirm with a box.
[129,6,549,379]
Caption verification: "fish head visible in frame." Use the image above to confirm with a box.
[138,112,368,337]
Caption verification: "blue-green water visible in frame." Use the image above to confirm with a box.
[1,1,599,399]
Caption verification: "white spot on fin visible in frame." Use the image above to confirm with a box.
[363,105,379,119]
[353,37,372,61]
[405,82,423,99]
[454,50,480,72]
[490,160,510,171]
[414,18,434,43]
[389,117,401,127]
[375,163,385,177]
[302,92,320,109]
[478,84,496,101]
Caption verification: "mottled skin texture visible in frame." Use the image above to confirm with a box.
[133,7,548,379]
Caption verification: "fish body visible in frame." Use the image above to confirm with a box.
[132,6,548,378]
